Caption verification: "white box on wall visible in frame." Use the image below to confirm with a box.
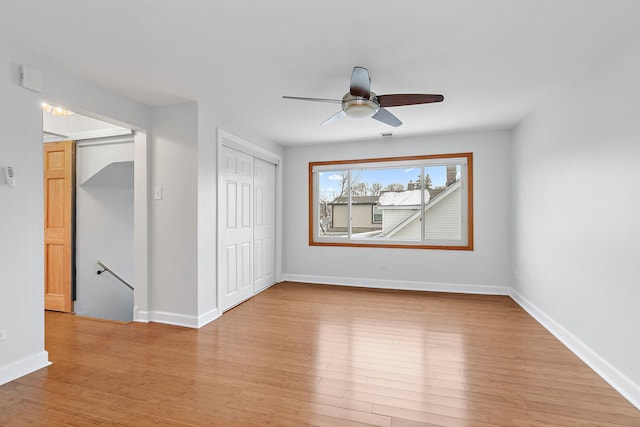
[20,65,43,93]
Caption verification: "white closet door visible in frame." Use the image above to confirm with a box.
[220,147,254,311]
[253,158,276,293]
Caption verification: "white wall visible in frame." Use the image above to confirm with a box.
[196,103,218,324]
[148,103,283,327]
[0,43,50,385]
[75,141,134,322]
[149,103,199,325]
[0,39,151,385]
[0,38,286,386]
[147,101,221,327]
[512,28,640,407]
[40,65,150,133]
[283,130,512,293]
[77,138,135,184]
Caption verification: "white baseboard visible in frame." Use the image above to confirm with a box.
[197,308,220,328]
[146,310,200,328]
[135,308,220,329]
[282,274,510,295]
[0,351,51,386]
[133,306,149,323]
[510,289,640,411]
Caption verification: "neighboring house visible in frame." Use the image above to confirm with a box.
[328,196,382,233]
[377,180,462,240]
[328,170,461,240]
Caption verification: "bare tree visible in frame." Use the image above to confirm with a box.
[319,198,331,219]
[351,182,368,197]
[318,198,331,233]
[384,183,405,191]
[337,170,362,196]
[337,171,349,197]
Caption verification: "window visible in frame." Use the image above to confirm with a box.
[372,206,382,224]
[310,153,473,250]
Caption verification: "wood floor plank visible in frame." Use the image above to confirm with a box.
[0,282,638,426]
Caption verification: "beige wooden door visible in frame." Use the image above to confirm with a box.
[44,140,75,312]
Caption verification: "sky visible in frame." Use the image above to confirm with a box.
[320,165,451,200]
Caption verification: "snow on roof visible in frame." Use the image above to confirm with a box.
[329,196,379,205]
[378,189,430,206]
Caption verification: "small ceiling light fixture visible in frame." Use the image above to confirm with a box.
[42,102,75,117]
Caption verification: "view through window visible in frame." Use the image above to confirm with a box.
[310,153,473,250]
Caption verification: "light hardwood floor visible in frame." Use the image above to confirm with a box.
[1,282,639,426]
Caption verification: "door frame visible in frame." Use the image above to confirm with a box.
[41,100,149,322]
[216,129,282,312]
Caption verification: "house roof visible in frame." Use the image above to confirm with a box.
[378,190,430,206]
[329,196,379,205]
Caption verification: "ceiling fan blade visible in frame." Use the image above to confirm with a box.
[350,66,371,98]
[321,110,347,126]
[282,96,342,104]
[371,107,402,127]
[377,94,444,107]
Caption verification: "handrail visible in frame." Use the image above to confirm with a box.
[96,260,134,291]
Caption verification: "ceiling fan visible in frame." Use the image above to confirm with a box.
[283,66,443,127]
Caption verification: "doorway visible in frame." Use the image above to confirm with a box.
[42,105,148,322]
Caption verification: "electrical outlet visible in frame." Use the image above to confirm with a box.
[379,264,388,271]
[0,329,7,341]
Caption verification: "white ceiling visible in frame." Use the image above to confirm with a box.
[2,0,640,146]
[43,110,130,142]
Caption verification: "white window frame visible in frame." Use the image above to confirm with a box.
[309,153,473,250]
[372,205,383,224]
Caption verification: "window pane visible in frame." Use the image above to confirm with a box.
[318,170,348,237]
[352,167,423,240]
[310,153,472,250]
[349,168,396,238]
[372,206,382,223]
[423,164,462,240]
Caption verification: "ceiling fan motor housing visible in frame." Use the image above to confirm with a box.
[342,92,379,118]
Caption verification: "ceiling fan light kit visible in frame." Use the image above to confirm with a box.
[342,93,379,118]
[283,66,443,127]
